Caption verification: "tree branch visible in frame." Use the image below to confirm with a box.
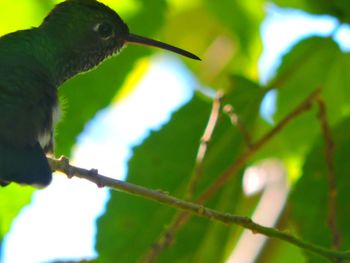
[223,104,253,148]
[48,156,350,262]
[316,95,341,249]
[187,91,223,199]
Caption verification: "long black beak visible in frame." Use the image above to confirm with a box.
[125,33,201,61]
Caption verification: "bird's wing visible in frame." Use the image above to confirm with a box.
[0,55,56,187]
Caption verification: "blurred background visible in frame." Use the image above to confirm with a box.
[1,0,350,263]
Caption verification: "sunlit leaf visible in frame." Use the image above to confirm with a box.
[0,186,33,240]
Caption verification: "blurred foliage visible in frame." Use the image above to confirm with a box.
[269,0,350,22]
[1,0,350,263]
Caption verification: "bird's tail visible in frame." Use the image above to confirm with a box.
[0,142,52,187]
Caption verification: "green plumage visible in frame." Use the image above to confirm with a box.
[0,31,57,186]
[0,0,198,187]
[0,0,128,187]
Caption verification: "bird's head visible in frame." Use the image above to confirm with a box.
[41,0,199,74]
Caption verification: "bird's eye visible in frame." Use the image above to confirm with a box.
[94,22,114,40]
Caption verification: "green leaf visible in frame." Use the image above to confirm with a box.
[96,77,264,262]
[290,117,350,262]
[0,185,33,240]
[270,0,350,21]
[271,37,350,157]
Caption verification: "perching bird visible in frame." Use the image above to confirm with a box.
[0,0,200,187]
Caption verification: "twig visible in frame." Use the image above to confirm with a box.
[223,104,253,148]
[140,214,186,263]
[141,93,223,262]
[316,95,341,249]
[187,92,223,199]
[48,156,350,263]
[140,88,322,262]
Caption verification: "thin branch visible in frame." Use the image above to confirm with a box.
[132,89,321,262]
[223,104,253,148]
[187,91,223,199]
[316,95,341,249]
[199,88,320,203]
[140,214,187,263]
[48,156,350,262]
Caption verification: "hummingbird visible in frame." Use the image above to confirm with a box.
[0,0,200,187]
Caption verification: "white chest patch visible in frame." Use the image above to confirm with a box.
[52,104,61,125]
[38,104,61,149]
[38,132,51,150]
